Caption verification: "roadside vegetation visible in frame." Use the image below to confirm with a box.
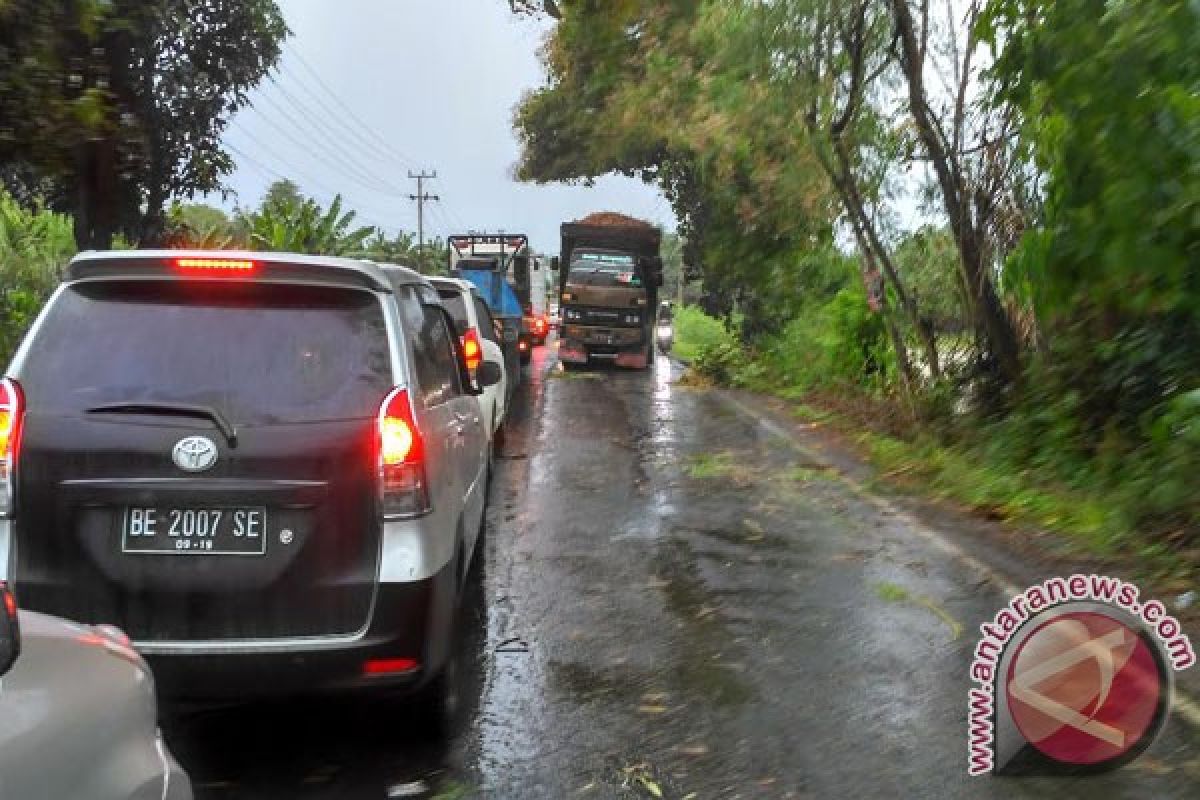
[0,179,446,363]
[511,1,1200,584]
[0,194,74,360]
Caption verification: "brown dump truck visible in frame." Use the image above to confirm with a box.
[552,213,664,369]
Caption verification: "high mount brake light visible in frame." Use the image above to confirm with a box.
[173,257,257,272]
[377,388,430,518]
[0,379,24,517]
[461,328,483,372]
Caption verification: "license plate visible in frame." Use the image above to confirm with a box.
[122,507,268,555]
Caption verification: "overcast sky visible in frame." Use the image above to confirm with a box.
[215,0,675,255]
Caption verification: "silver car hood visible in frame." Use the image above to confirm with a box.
[0,611,191,800]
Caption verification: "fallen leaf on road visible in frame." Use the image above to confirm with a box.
[695,606,719,620]
[386,781,429,797]
[1134,756,1173,775]
[637,776,664,798]
[575,782,597,793]
[677,744,710,756]
[637,704,670,714]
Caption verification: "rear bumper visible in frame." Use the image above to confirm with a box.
[144,563,457,701]
[560,326,648,368]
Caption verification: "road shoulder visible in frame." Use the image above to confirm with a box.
[708,383,1200,718]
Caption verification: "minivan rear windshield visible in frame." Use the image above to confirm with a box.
[19,281,392,424]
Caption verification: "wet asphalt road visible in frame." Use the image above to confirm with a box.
[165,342,1200,799]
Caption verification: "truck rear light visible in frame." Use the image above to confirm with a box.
[0,379,24,517]
[461,328,483,372]
[534,316,548,336]
[377,388,430,518]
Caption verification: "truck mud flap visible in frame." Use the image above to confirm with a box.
[614,351,649,369]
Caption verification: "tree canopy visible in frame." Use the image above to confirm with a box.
[0,0,288,249]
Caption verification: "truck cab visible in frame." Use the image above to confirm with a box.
[555,216,664,370]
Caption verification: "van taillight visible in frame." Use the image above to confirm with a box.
[0,379,23,518]
[377,388,430,518]
[461,328,483,372]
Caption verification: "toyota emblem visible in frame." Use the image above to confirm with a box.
[172,436,219,473]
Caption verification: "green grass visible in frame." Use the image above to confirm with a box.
[673,305,738,363]
[873,580,963,640]
[857,429,1120,556]
[685,452,736,479]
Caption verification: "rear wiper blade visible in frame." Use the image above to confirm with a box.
[86,402,238,448]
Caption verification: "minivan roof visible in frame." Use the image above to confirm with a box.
[427,276,478,295]
[67,250,398,293]
[373,262,434,287]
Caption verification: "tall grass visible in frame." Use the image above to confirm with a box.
[673,305,737,363]
[0,193,75,362]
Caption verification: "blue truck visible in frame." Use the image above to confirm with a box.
[447,234,530,398]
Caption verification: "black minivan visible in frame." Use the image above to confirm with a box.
[0,251,497,710]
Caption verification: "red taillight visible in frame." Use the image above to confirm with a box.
[377,388,430,517]
[534,316,548,335]
[461,328,483,372]
[173,257,257,273]
[0,379,24,517]
[1,585,15,620]
[363,657,420,676]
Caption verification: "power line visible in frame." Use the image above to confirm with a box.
[266,68,417,176]
[249,83,410,195]
[266,75,408,174]
[283,42,424,170]
[225,135,409,234]
[235,103,407,198]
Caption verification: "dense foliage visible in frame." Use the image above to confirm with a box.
[0,193,74,361]
[513,0,1200,568]
[0,0,288,248]
[0,181,445,364]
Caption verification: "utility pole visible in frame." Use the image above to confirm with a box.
[408,170,439,272]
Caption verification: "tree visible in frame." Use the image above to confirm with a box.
[238,191,375,256]
[159,202,240,249]
[260,178,304,212]
[512,1,836,325]
[887,0,1023,381]
[0,0,287,249]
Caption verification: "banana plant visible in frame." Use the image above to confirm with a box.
[241,190,375,256]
